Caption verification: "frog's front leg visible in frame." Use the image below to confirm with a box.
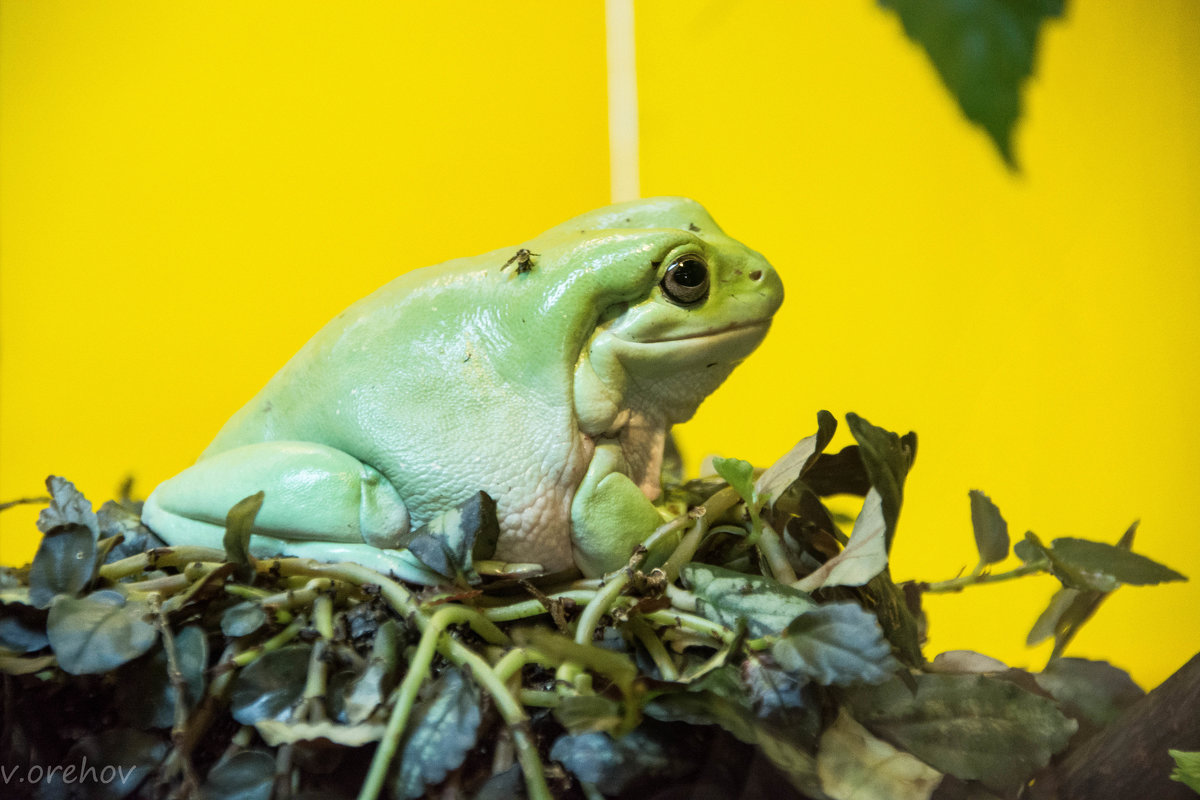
[142,441,442,584]
[570,440,673,577]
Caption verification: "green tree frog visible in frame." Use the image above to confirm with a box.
[142,197,783,581]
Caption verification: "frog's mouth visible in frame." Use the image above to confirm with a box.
[610,319,773,368]
[627,319,772,345]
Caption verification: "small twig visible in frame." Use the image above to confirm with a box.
[481,590,599,623]
[100,546,227,581]
[556,564,635,692]
[230,617,306,667]
[150,593,200,797]
[924,560,1047,593]
[121,573,192,597]
[627,616,678,681]
[274,742,296,800]
[358,605,482,800]
[0,495,50,513]
[756,519,798,584]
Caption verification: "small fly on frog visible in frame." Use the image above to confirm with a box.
[501,248,539,274]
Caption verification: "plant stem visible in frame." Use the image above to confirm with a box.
[661,487,740,582]
[438,638,552,800]
[313,593,335,640]
[231,617,306,667]
[556,567,632,690]
[756,519,798,584]
[481,590,600,622]
[150,593,200,796]
[627,616,678,681]
[642,609,735,644]
[299,639,330,724]
[357,605,458,800]
[924,561,1047,593]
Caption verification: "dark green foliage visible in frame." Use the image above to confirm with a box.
[846,672,1077,792]
[45,590,157,675]
[772,602,901,686]
[201,750,276,800]
[230,645,312,725]
[683,562,815,637]
[390,668,482,798]
[403,491,500,585]
[970,489,1009,566]
[879,0,1066,167]
[0,412,1189,799]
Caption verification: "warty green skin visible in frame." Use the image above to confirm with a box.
[142,197,784,581]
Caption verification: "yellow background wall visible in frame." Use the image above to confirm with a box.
[2,1,1197,689]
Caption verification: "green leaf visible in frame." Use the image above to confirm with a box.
[1034,657,1143,731]
[202,750,276,800]
[0,607,49,653]
[645,688,758,746]
[755,410,838,504]
[969,490,1009,566]
[756,732,830,799]
[97,501,161,563]
[344,618,401,724]
[473,765,525,800]
[549,727,692,796]
[795,487,889,591]
[846,673,1077,792]
[36,475,99,537]
[862,570,926,667]
[682,562,815,637]
[223,492,264,573]
[743,654,810,717]
[46,590,158,675]
[404,491,500,585]
[220,601,269,638]
[845,413,915,549]
[1021,532,1113,592]
[1026,586,1081,646]
[518,627,639,703]
[553,694,625,734]
[29,523,98,608]
[645,688,828,797]
[391,667,482,799]
[878,0,1065,168]
[712,456,756,504]
[1170,750,1200,794]
[1025,524,1159,655]
[40,728,167,800]
[772,602,901,686]
[817,710,942,800]
[118,625,209,728]
[802,445,872,497]
[743,655,821,743]
[230,644,311,724]
[1048,537,1186,587]
[1013,535,1045,565]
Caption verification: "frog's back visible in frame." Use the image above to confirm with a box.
[199,245,588,560]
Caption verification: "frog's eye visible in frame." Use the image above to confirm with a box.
[661,254,709,306]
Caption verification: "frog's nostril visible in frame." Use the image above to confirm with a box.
[749,270,763,281]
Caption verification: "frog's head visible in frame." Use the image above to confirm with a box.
[525,197,784,433]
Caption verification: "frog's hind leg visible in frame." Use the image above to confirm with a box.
[142,441,442,584]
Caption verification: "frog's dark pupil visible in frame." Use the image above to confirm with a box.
[674,258,706,286]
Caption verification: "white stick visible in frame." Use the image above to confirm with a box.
[605,0,640,203]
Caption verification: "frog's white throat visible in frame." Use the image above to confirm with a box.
[572,325,756,504]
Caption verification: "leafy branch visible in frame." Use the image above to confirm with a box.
[0,418,1191,799]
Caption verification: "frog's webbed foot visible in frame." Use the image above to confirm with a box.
[142,441,443,584]
[570,440,670,577]
[250,538,446,585]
